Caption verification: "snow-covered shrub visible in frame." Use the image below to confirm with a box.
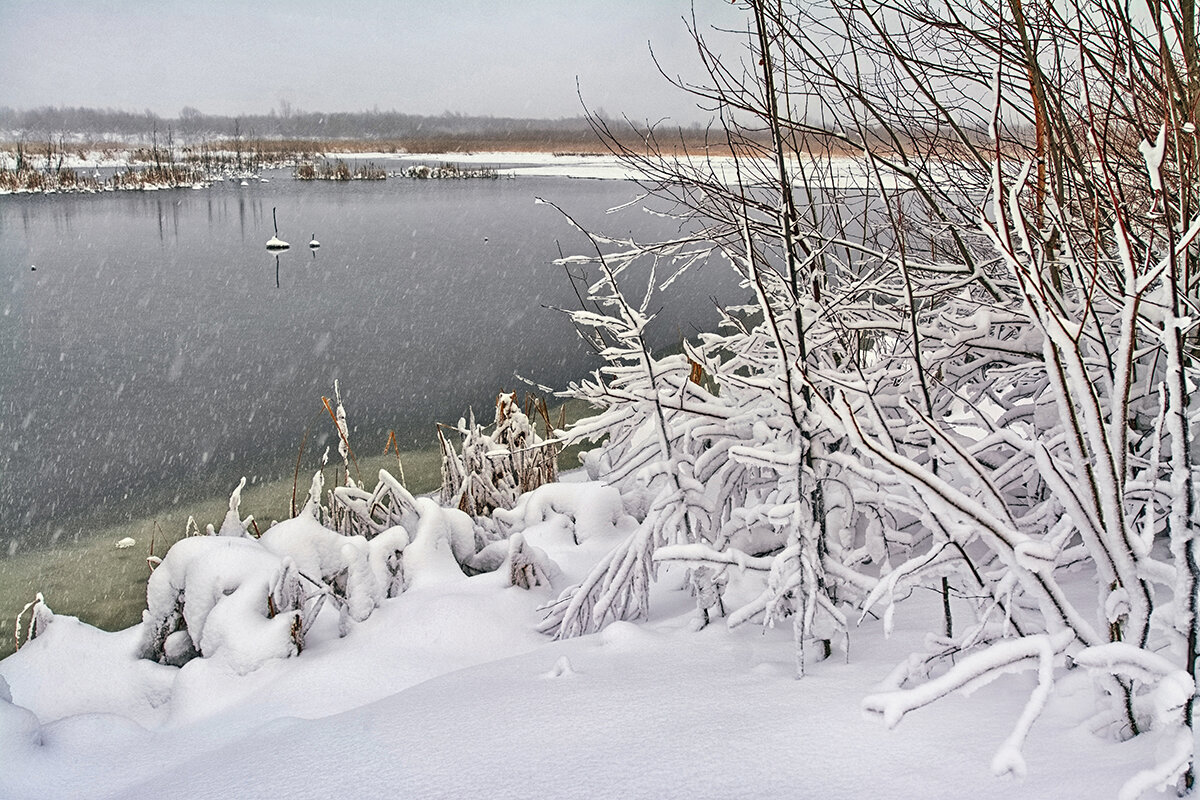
[139,535,301,671]
[438,392,561,516]
[217,476,253,537]
[326,469,420,539]
[541,199,864,662]
[368,525,411,600]
[542,0,1200,790]
[260,519,378,627]
[139,479,428,671]
[506,533,559,589]
[538,525,657,638]
[493,481,633,546]
[299,460,423,543]
[399,498,473,590]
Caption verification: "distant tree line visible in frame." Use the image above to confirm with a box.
[0,105,691,143]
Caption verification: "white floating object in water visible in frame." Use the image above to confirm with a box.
[308,233,320,249]
[115,537,136,549]
[266,206,291,250]
[240,180,249,186]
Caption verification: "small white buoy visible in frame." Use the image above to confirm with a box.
[115,537,136,549]
[308,233,320,249]
[240,180,249,186]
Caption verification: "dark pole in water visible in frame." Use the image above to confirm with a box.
[267,207,290,250]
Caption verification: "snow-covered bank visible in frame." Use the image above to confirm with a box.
[397,151,645,180]
[0,449,447,663]
[0,474,1159,799]
[3,623,1151,799]
[393,150,888,185]
[0,148,890,190]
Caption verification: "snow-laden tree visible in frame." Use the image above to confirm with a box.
[547,0,1200,793]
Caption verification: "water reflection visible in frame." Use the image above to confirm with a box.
[270,242,320,288]
[152,198,182,244]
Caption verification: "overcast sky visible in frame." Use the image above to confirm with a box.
[0,1,750,123]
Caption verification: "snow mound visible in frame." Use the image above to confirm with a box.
[140,509,418,672]
[140,536,300,672]
[0,676,41,758]
[402,498,472,589]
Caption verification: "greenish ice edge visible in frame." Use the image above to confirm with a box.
[0,399,596,661]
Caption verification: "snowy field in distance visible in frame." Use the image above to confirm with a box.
[396,150,883,185]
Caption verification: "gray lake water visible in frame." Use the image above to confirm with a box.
[0,168,734,553]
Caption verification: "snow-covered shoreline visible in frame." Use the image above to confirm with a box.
[0,472,1148,800]
[0,383,1167,800]
[393,151,646,180]
[0,151,637,194]
[0,149,889,192]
